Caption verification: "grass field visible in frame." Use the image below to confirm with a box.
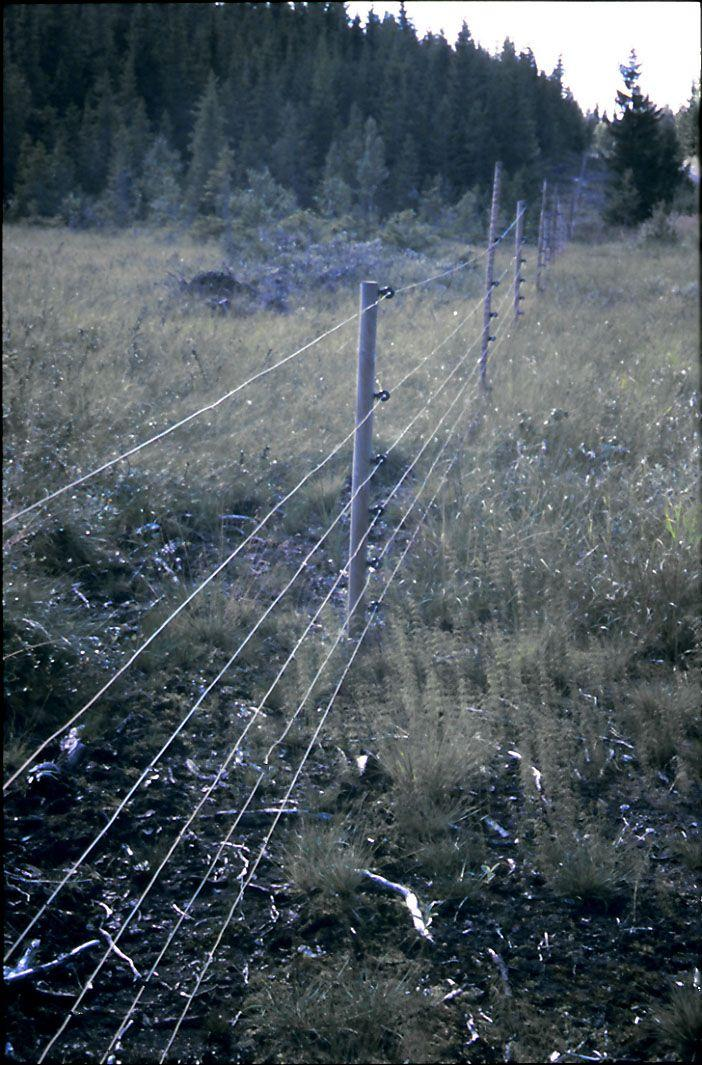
[3,217,700,1064]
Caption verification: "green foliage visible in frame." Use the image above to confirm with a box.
[185,72,226,218]
[284,821,371,905]
[228,167,297,228]
[653,981,702,1064]
[141,133,183,224]
[245,955,444,1064]
[637,203,680,245]
[356,116,388,223]
[382,209,434,251]
[536,824,641,908]
[675,81,700,159]
[453,186,486,241]
[317,144,354,218]
[2,221,698,1064]
[3,3,590,222]
[604,52,683,225]
[12,133,74,218]
[3,41,32,192]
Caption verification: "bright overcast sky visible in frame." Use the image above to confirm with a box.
[346,1,701,115]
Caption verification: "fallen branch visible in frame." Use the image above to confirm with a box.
[358,870,434,942]
[4,938,100,986]
[98,929,141,981]
[5,929,142,987]
[487,947,512,997]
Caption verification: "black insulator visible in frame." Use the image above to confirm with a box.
[370,453,387,466]
[488,335,496,343]
[489,310,498,318]
[374,389,391,402]
[378,285,395,300]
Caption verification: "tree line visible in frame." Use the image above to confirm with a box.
[3,2,590,229]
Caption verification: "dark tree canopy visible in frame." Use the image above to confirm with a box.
[604,51,683,226]
[3,2,592,225]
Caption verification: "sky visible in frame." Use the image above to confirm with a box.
[345,1,701,115]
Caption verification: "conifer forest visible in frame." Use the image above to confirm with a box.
[3,4,700,1065]
[4,2,591,223]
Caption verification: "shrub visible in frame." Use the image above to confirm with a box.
[245,955,444,1064]
[638,203,679,244]
[284,820,371,905]
[382,210,434,251]
[652,981,702,1064]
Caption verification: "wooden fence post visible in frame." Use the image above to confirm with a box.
[513,200,526,321]
[536,179,548,293]
[567,178,577,241]
[480,160,501,387]
[545,200,555,265]
[569,152,588,240]
[348,280,380,631]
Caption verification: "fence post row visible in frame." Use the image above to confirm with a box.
[480,160,502,386]
[567,179,577,241]
[546,196,556,266]
[513,200,526,321]
[557,197,565,255]
[348,280,380,631]
[536,179,548,292]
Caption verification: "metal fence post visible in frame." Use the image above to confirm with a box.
[480,160,501,387]
[513,200,526,321]
[536,179,548,292]
[348,280,380,631]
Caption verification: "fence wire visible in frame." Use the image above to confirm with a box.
[44,323,498,1065]
[7,213,530,1062]
[5,283,498,965]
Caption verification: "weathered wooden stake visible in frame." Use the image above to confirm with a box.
[480,160,501,386]
[513,200,526,321]
[555,197,563,254]
[536,179,548,292]
[567,179,577,241]
[568,152,588,240]
[545,201,556,265]
[348,280,380,631]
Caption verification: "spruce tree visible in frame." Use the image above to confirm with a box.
[317,142,353,217]
[675,82,699,159]
[3,42,32,194]
[3,3,592,225]
[270,102,312,206]
[13,132,73,217]
[13,136,51,216]
[103,123,142,225]
[202,144,235,220]
[356,116,388,222]
[185,72,226,217]
[141,132,183,225]
[77,73,118,196]
[605,51,682,224]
